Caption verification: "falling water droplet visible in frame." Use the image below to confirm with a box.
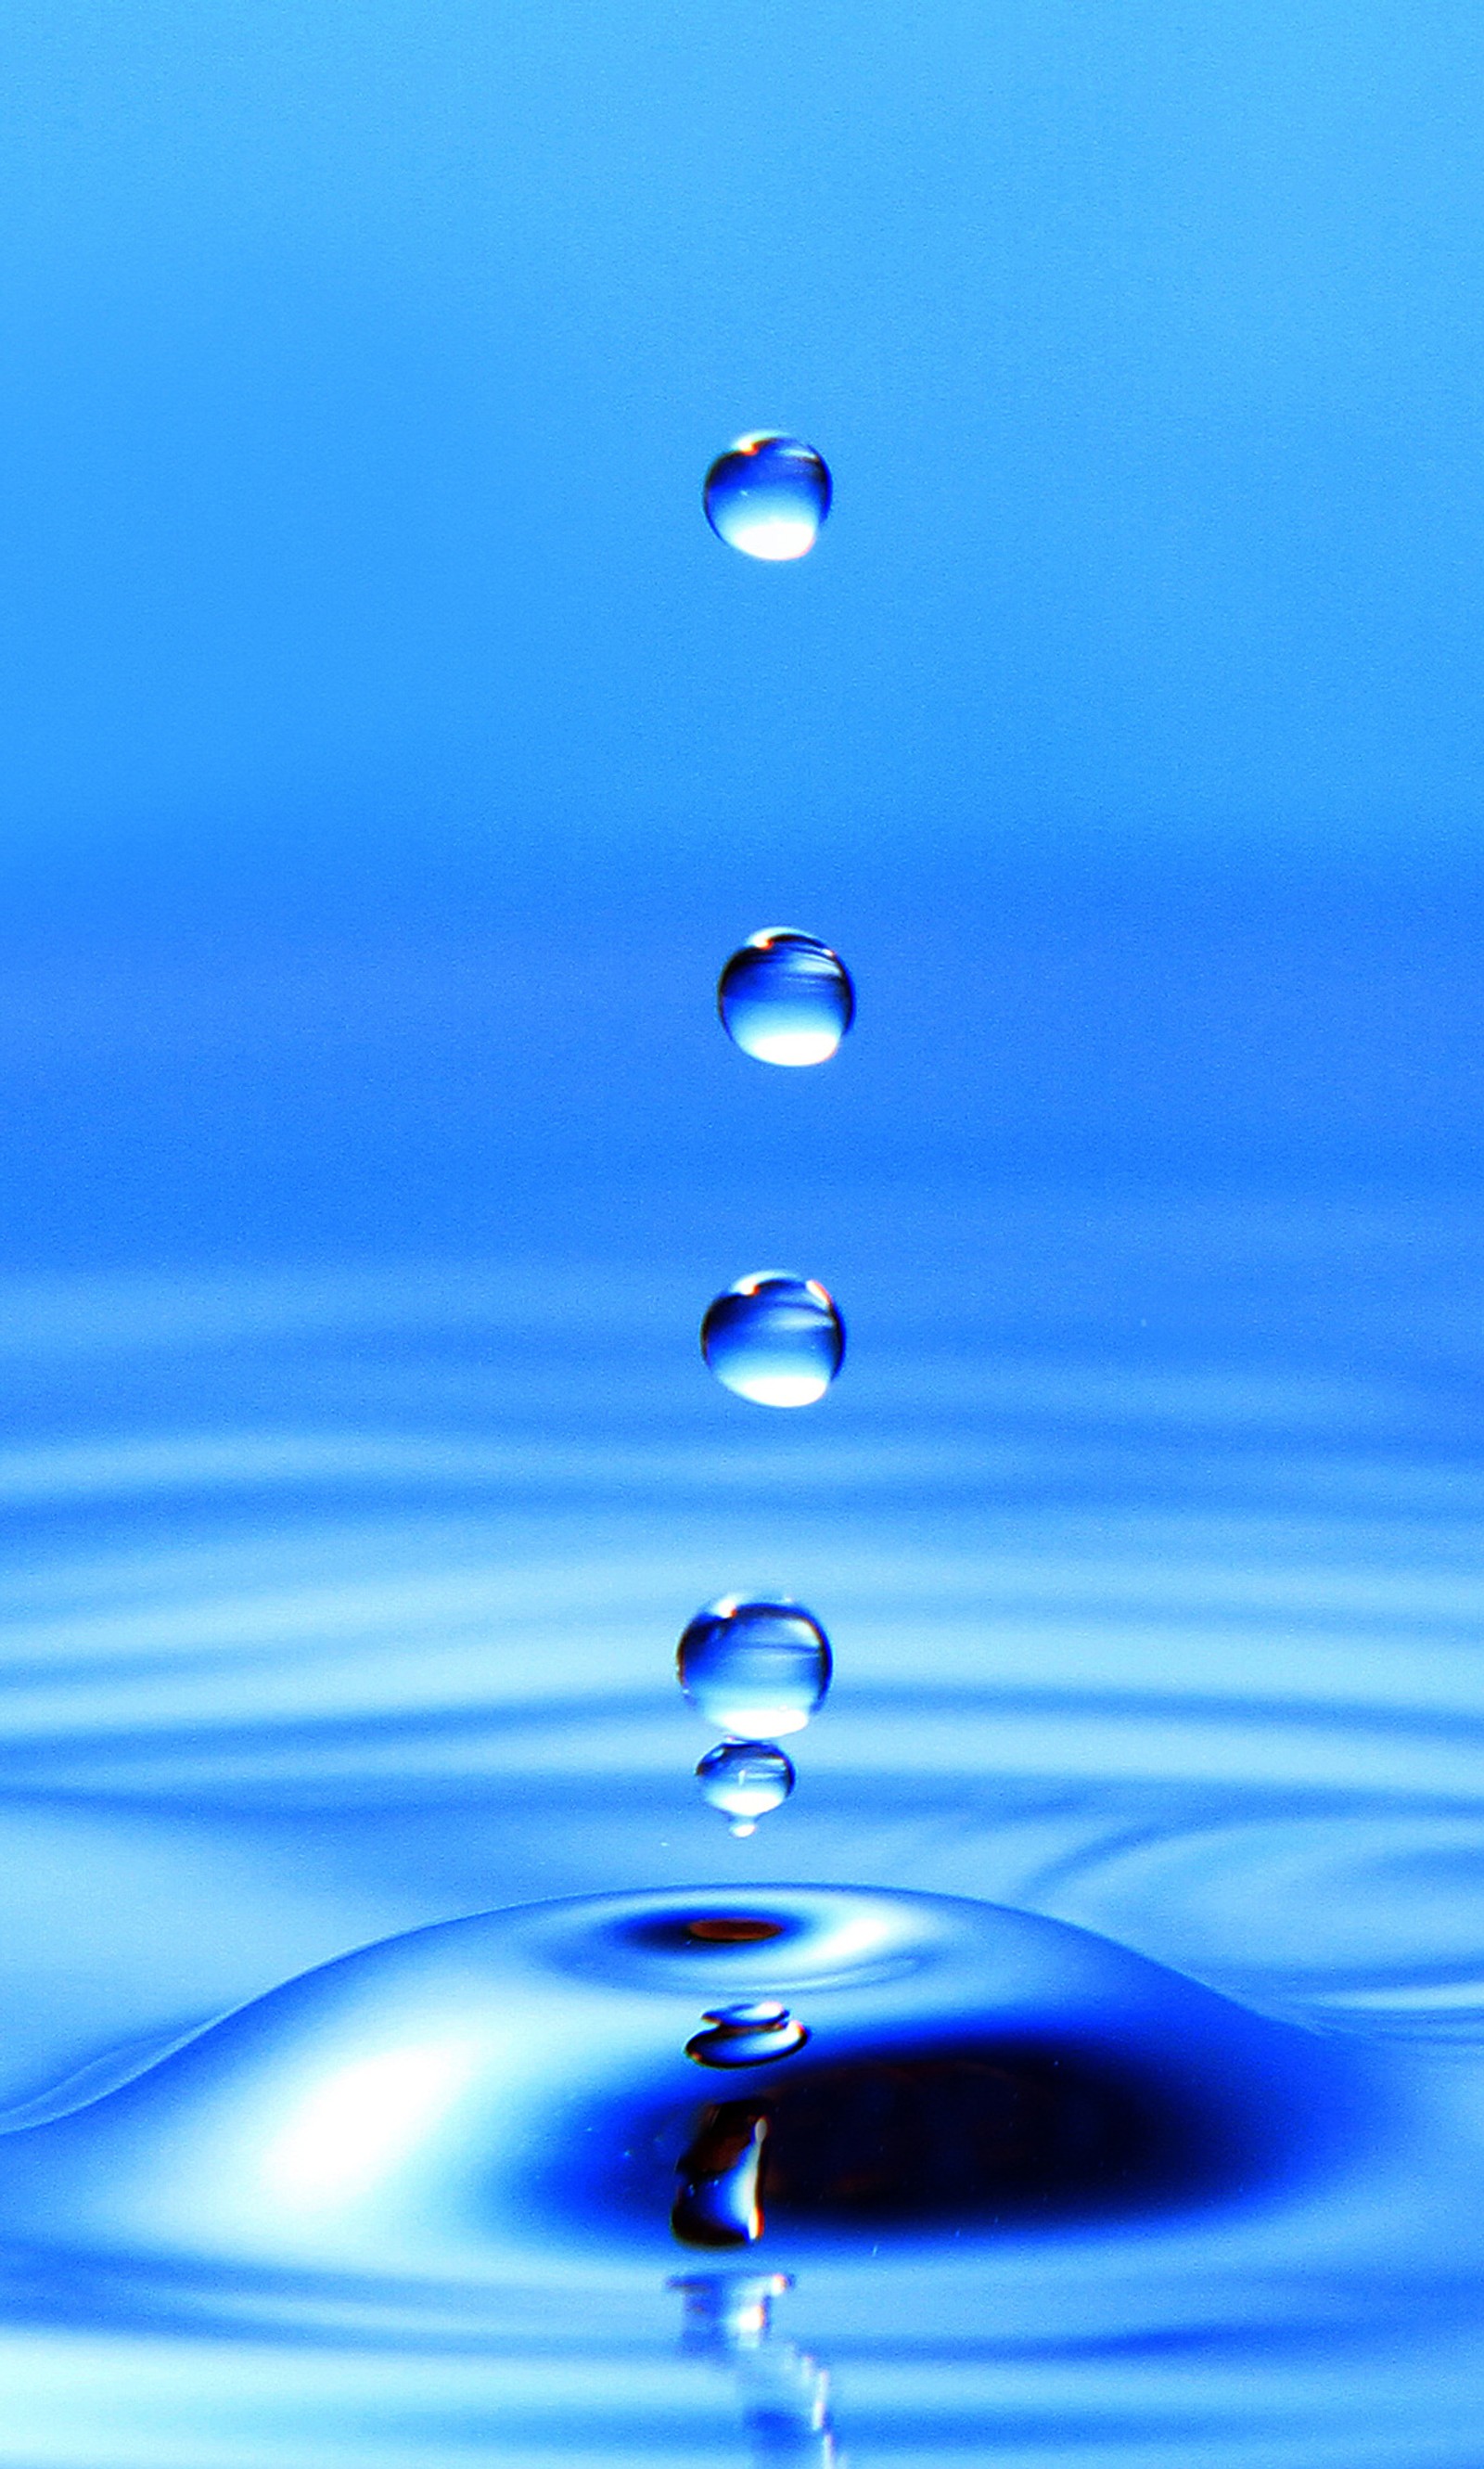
[703,434,832,562]
[697,1742,796,1836]
[679,1598,832,1738]
[686,2002,811,2069]
[717,930,855,1068]
[700,1274,844,1408]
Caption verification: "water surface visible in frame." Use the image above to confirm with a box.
[0,1186,1480,2461]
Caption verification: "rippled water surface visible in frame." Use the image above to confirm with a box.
[1,1186,1482,2463]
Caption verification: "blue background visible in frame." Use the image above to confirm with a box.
[1,0,1482,1268]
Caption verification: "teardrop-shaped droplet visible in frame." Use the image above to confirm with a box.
[703,434,831,562]
[718,929,855,1068]
[679,1598,832,1739]
[700,1273,844,1408]
[696,1742,796,1836]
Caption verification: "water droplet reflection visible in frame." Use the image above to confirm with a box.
[679,1597,832,1739]
[703,435,831,562]
[718,930,855,1068]
[672,2270,791,2354]
[701,1274,845,1408]
[697,1741,796,1836]
[672,2272,839,2469]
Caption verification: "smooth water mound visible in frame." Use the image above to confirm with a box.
[702,434,832,561]
[700,1274,845,1407]
[0,1887,1364,2301]
[718,929,855,1067]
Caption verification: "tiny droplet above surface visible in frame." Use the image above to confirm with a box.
[700,1273,845,1408]
[718,929,855,1067]
[702,433,831,562]
[696,1741,797,1836]
[679,1598,832,1738]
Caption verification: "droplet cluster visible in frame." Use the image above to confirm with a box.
[680,440,846,1951]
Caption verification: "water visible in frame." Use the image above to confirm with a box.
[717,933,855,1068]
[2,1193,1484,2463]
[684,1996,811,2069]
[678,1597,833,1738]
[702,435,832,561]
[696,1742,797,1836]
[672,2107,768,2242]
[0,1883,1369,2285]
[700,1274,846,1408]
[674,2277,838,2467]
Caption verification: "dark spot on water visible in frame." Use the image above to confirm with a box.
[741,2038,1245,2227]
[639,2033,1271,2247]
[622,1913,794,1952]
[685,1916,789,1946]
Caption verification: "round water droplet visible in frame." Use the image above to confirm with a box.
[685,2002,811,2068]
[696,1742,797,1836]
[700,1274,844,1408]
[703,434,832,562]
[680,1598,832,1739]
[718,929,855,1068]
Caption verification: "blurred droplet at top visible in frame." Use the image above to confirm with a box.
[679,1596,832,1737]
[703,434,832,562]
[701,1273,844,1407]
[718,929,855,1067]
[696,1741,796,1836]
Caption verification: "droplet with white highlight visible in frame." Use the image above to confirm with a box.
[718,930,855,1068]
[679,1597,832,1739]
[696,1741,796,1836]
[700,1273,844,1407]
[703,433,831,562]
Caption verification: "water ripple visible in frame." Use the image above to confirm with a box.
[0,1216,1481,2462]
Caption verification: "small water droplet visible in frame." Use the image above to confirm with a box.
[686,2002,811,2069]
[718,930,855,1068]
[703,434,831,562]
[701,1274,844,1408]
[697,1742,796,1836]
[680,1598,832,1739]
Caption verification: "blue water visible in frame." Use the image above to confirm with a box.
[0,1167,1482,2461]
[5,0,1484,2452]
